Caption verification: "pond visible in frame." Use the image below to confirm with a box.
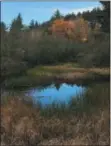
[1,81,109,110]
[25,83,86,107]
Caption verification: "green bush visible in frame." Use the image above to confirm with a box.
[77,33,110,68]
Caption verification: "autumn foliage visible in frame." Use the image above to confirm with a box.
[49,18,89,42]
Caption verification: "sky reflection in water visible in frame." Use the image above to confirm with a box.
[26,83,86,107]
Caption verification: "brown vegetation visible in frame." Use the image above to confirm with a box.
[1,96,109,146]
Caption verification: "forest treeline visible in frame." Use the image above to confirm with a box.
[1,1,110,80]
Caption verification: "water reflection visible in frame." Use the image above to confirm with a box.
[55,83,61,90]
[26,83,86,107]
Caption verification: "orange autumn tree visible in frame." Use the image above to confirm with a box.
[48,18,89,42]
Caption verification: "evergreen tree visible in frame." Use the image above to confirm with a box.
[64,13,76,20]
[0,21,7,33]
[10,13,23,32]
[77,12,81,18]
[29,19,35,29]
[98,1,110,32]
[51,9,63,21]
[35,21,39,28]
[9,13,24,60]
[1,22,8,57]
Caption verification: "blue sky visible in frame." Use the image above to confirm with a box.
[1,1,101,26]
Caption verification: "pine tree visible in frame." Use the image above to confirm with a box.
[35,21,39,28]
[64,13,76,20]
[98,1,110,32]
[51,9,63,21]
[10,13,23,32]
[9,13,23,60]
[0,21,7,33]
[77,12,81,18]
[1,21,8,57]
[29,19,35,29]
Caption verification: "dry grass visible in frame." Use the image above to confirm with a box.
[89,68,110,75]
[27,64,110,79]
[1,97,109,146]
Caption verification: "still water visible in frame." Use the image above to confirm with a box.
[26,83,86,107]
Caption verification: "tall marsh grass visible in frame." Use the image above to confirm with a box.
[1,82,109,145]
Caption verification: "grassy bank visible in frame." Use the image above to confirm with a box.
[3,63,110,89]
[1,82,109,145]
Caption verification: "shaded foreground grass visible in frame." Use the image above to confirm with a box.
[1,82,110,145]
